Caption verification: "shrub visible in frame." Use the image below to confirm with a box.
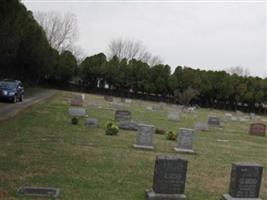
[105,121,119,136]
[71,117,79,125]
[166,131,176,141]
[155,128,166,135]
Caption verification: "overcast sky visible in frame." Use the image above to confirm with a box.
[22,0,266,77]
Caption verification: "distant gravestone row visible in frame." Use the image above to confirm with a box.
[146,156,263,200]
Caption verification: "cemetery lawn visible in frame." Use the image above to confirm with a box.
[0,91,266,200]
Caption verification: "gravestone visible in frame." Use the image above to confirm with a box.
[111,102,124,110]
[174,128,194,154]
[208,116,220,126]
[120,97,126,103]
[125,99,132,103]
[249,123,266,136]
[118,121,138,131]
[68,107,86,117]
[70,94,84,107]
[168,111,180,122]
[114,110,132,122]
[145,155,187,200]
[133,124,154,150]
[146,106,153,111]
[231,116,238,121]
[84,118,98,127]
[250,113,256,120]
[194,123,209,131]
[104,95,113,102]
[17,186,60,198]
[222,163,263,200]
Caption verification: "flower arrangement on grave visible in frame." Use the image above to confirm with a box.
[71,117,79,125]
[105,121,119,135]
[166,131,176,141]
[155,128,166,135]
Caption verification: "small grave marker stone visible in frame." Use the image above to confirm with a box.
[145,155,187,200]
[194,123,209,131]
[84,118,98,127]
[174,128,195,154]
[104,95,113,102]
[17,186,60,198]
[70,94,84,107]
[168,111,180,122]
[133,124,154,150]
[208,116,220,126]
[249,123,266,136]
[222,163,263,200]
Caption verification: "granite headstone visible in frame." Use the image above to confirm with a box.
[174,128,194,154]
[222,163,263,200]
[145,155,188,200]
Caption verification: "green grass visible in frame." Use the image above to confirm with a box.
[0,91,266,200]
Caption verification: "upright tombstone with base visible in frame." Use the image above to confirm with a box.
[174,128,195,154]
[133,124,154,150]
[222,163,263,200]
[208,116,220,126]
[249,123,266,136]
[145,155,188,200]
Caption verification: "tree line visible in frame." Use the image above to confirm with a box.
[1,0,267,113]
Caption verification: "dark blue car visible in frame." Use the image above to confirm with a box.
[0,79,24,103]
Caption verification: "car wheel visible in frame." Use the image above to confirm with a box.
[12,95,17,103]
[20,94,24,102]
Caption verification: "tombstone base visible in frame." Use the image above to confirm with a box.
[174,147,195,154]
[145,189,186,200]
[133,144,154,150]
[222,194,262,200]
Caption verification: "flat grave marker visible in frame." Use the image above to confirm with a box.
[194,123,209,131]
[17,186,60,198]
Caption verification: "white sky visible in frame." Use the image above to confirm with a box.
[22,0,266,77]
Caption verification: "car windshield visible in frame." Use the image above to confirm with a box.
[0,81,16,89]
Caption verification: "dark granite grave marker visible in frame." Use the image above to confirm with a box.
[222,163,263,200]
[208,116,220,126]
[249,123,266,136]
[84,118,98,127]
[17,186,60,198]
[145,155,188,200]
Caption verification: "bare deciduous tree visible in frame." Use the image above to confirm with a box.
[34,11,78,53]
[108,38,162,65]
[227,66,250,77]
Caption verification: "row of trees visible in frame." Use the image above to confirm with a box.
[79,53,267,112]
[1,1,267,112]
[0,0,78,85]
